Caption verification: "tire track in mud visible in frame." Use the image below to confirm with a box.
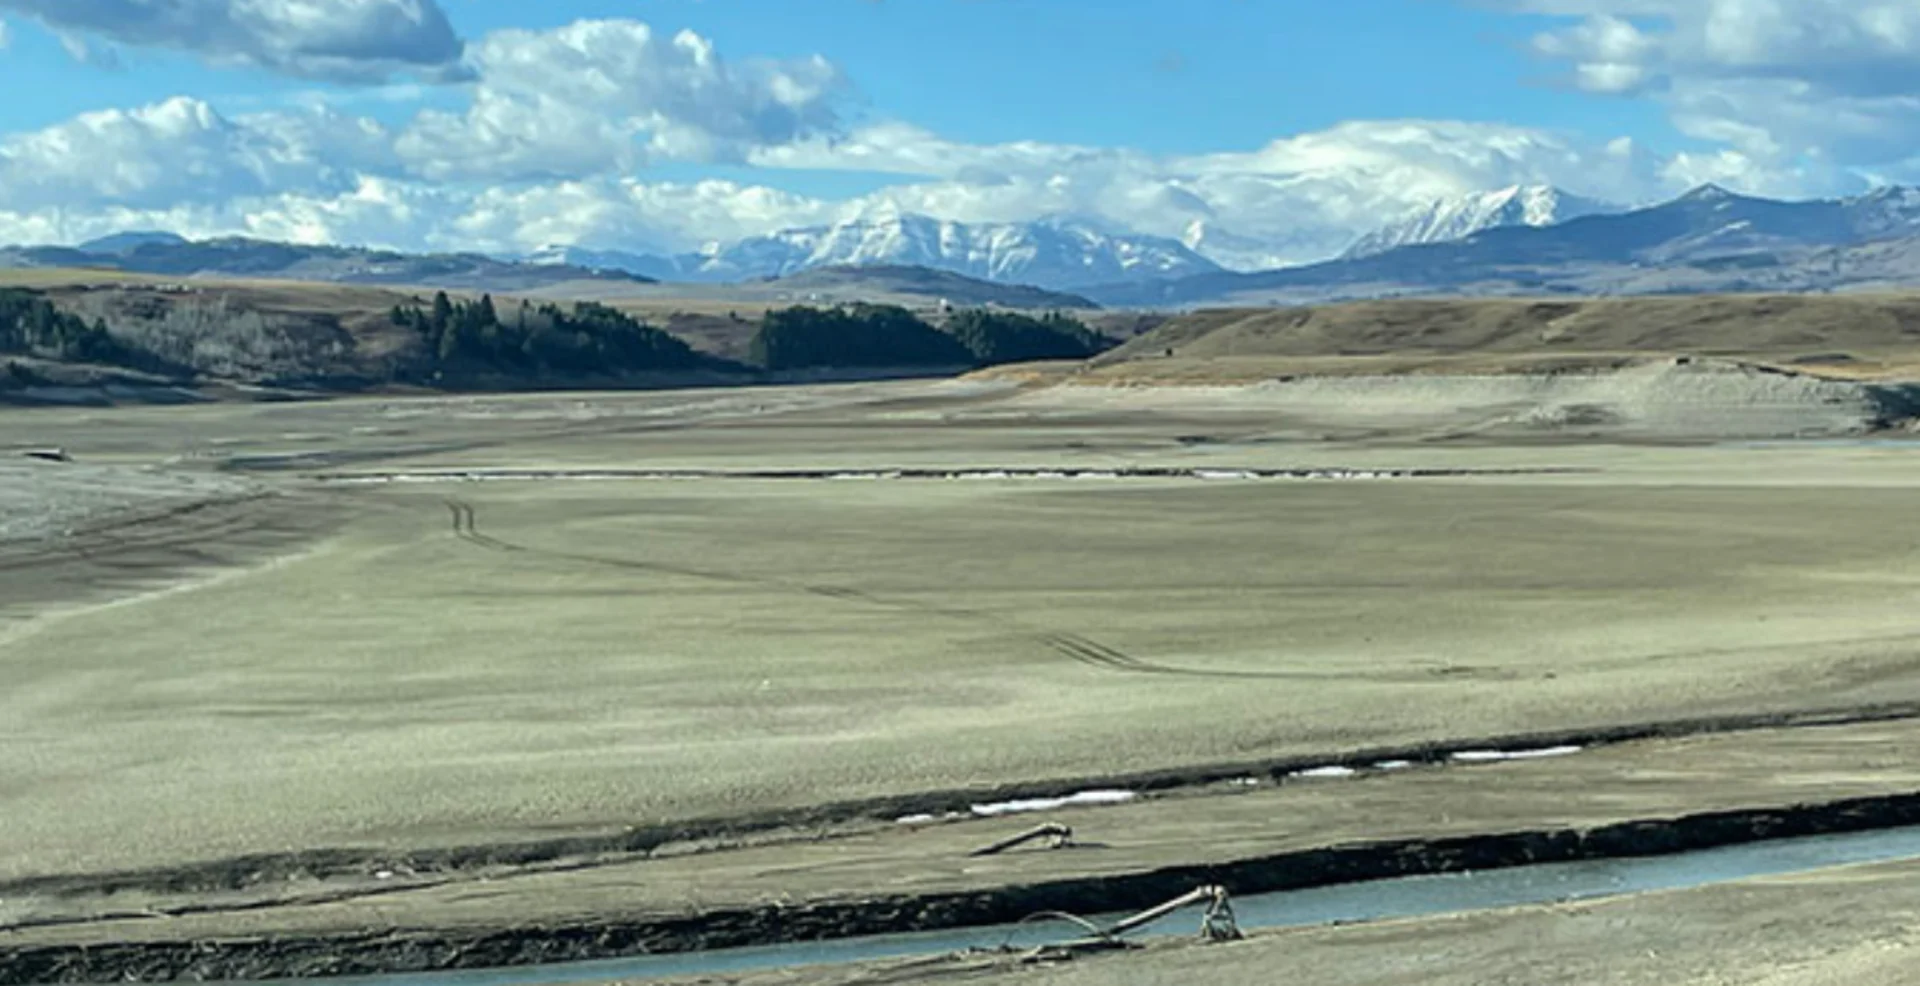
[0,494,336,627]
[0,494,356,662]
[1039,631,1312,680]
[0,495,279,573]
[440,498,1335,682]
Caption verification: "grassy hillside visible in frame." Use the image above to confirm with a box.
[5,274,418,383]
[1,274,749,393]
[0,271,1123,400]
[1095,295,1920,380]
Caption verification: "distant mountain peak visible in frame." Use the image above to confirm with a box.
[1341,184,1619,259]
[679,213,1222,290]
[78,230,189,255]
[1084,182,1920,309]
[0,234,653,289]
[1678,183,1736,202]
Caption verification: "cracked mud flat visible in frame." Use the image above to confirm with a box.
[5,375,1920,982]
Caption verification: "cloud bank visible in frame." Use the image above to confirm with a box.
[0,2,1908,268]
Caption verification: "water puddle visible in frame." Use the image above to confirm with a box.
[246,823,1920,986]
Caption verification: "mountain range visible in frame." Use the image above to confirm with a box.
[19,183,1920,309]
[1,234,654,292]
[0,233,1100,310]
[526,214,1223,289]
[1340,185,1618,259]
[1085,183,1920,308]
[524,193,1592,287]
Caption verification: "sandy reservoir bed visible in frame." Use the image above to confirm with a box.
[1001,358,1920,439]
[4,359,1920,983]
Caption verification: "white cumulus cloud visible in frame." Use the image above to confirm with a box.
[1503,0,1920,186]
[0,7,1895,269]
[395,20,845,181]
[0,97,380,210]
[0,104,1731,269]
[754,118,1684,266]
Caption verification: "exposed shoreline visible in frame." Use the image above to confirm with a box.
[10,374,1920,985]
[10,706,1920,983]
[11,787,1920,983]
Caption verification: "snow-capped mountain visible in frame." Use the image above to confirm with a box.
[1180,220,1328,273]
[1341,185,1621,259]
[529,215,1224,290]
[1087,183,1920,308]
[523,245,685,282]
[696,214,1224,289]
[1840,184,1920,239]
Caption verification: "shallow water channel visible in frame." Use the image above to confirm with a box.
[251,823,1920,986]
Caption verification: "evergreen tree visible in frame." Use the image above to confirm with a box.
[390,293,699,379]
[750,304,972,370]
[944,309,1111,364]
[437,319,465,364]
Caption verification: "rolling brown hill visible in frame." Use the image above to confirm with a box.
[1092,295,1920,381]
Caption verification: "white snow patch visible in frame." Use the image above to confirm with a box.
[894,811,965,825]
[1373,760,1416,771]
[1450,745,1583,763]
[1290,766,1359,780]
[969,790,1137,817]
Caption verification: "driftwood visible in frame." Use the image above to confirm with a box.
[1109,884,1243,942]
[1017,884,1244,962]
[969,823,1074,857]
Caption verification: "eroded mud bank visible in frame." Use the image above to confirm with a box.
[9,711,1920,982]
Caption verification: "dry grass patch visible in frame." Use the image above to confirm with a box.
[1104,295,1920,373]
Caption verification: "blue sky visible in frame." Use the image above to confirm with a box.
[0,1,1677,157]
[0,0,1908,263]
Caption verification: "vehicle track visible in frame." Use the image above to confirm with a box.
[0,495,279,573]
[439,498,1445,683]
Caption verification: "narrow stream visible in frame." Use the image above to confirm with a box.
[252,823,1920,986]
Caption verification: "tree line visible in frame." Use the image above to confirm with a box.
[0,288,147,369]
[389,292,705,378]
[749,304,1112,371]
[9,285,1116,388]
